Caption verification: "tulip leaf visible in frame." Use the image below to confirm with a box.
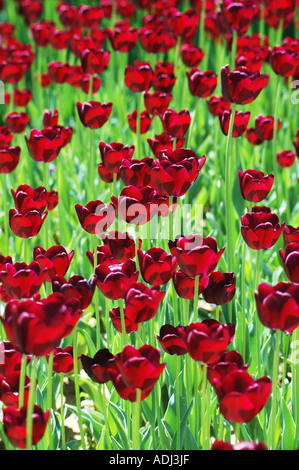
[281,398,295,450]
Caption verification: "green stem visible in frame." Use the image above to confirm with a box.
[193,275,199,321]
[175,354,181,450]
[292,327,299,448]
[269,328,282,450]
[224,103,236,280]
[72,327,86,450]
[241,241,246,360]
[254,249,262,376]
[26,356,38,450]
[169,196,173,242]
[60,373,66,450]
[272,76,282,214]
[132,388,141,450]
[1,173,9,254]
[136,92,143,158]
[201,362,208,450]
[90,129,96,201]
[230,30,238,70]
[46,351,54,450]
[18,354,27,409]
[118,297,127,347]
[43,163,49,249]
[94,235,101,350]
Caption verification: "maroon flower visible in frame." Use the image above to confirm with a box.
[169,234,225,278]
[102,231,139,263]
[76,101,113,129]
[0,261,46,300]
[2,293,82,356]
[180,43,205,68]
[186,68,218,98]
[3,405,49,449]
[0,61,27,85]
[112,185,161,226]
[138,25,176,55]
[144,91,172,117]
[107,25,138,52]
[50,346,75,374]
[0,372,30,408]
[147,133,185,158]
[178,319,235,364]
[269,45,297,78]
[75,200,115,235]
[46,190,59,211]
[172,270,209,300]
[25,127,64,163]
[80,48,111,75]
[109,307,138,334]
[212,441,267,450]
[127,109,153,134]
[0,341,30,377]
[95,259,139,300]
[0,126,14,145]
[9,208,47,239]
[221,65,269,105]
[42,108,59,128]
[0,145,21,173]
[277,150,296,168]
[137,247,177,286]
[152,62,177,94]
[212,368,272,423]
[123,282,165,324]
[29,20,56,47]
[207,350,248,386]
[5,112,30,134]
[218,109,251,137]
[240,206,285,250]
[99,141,134,174]
[81,348,116,384]
[13,88,32,107]
[52,274,96,310]
[11,184,48,214]
[167,7,199,41]
[151,148,206,198]
[221,0,257,35]
[157,324,187,356]
[124,61,153,93]
[264,0,295,29]
[283,225,299,245]
[255,282,299,333]
[86,244,118,269]
[119,157,154,188]
[252,114,281,143]
[33,245,75,282]
[108,345,166,402]
[279,242,299,284]
[203,271,236,305]
[160,108,191,138]
[238,169,274,202]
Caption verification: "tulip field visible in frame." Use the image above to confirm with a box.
[0,0,299,453]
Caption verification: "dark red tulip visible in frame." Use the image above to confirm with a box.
[2,293,82,356]
[178,319,235,364]
[277,150,296,168]
[48,29,72,51]
[147,133,185,158]
[172,270,209,300]
[206,95,231,117]
[97,163,119,183]
[167,7,199,41]
[9,208,47,239]
[109,306,139,334]
[3,405,49,449]
[5,112,30,134]
[124,61,153,93]
[81,348,116,384]
[86,244,118,269]
[218,109,251,137]
[293,129,299,158]
[52,274,96,310]
[255,282,299,333]
[221,0,257,35]
[33,245,75,282]
[76,101,113,129]
[240,206,285,250]
[123,281,165,324]
[144,91,172,117]
[0,261,46,300]
[157,324,187,356]
[0,126,14,146]
[138,25,176,55]
[95,259,139,300]
[29,20,56,47]
[46,190,59,211]
[0,341,30,377]
[152,64,177,94]
[137,247,177,286]
[11,184,48,214]
[151,148,206,198]
[264,0,295,29]
[13,88,32,107]
[119,157,154,188]
[40,72,52,87]
[186,68,218,99]
[279,242,299,284]
[0,60,27,85]
[160,108,191,138]
[283,225,299,245]
[203,271,236,305]
[238,169,274,202]
[75,200,115,235]
[207,350,249,386]
[269,45,297,78]
[19,0,43,25]
[107,25,138,52]
[127,109,153,134]
[50,346,75,374]
[169,234,225,278]
[78,4,104,28]
[25,127,64,163]
[47,61,71,84]
[0,372,30,408]
[80,48,111,75]
[180,43,205,68]
[253,114,281,142]
[99,141,134,174]
[108,345,166,402]
[212,368,272,423]
[221,65,269,105]
[102,231,139,263]
[42,108,59,128]
[212,441,267,450]
[0,145,21,173]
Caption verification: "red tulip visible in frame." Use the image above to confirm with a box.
[0,372,30,408]
[11,184,48,214]
[277,150,296,168]
[186,68,218,98]
[147,133,185,158]
[25,127,64,163]
[137,247,177,286]
[203,271,236,305]
[238,169,274,202]
[75,200,116,235]
[144,91,172,117]
[81,48,111,75]
[283,225,299,245]
[240,206,285,250]
[160,108,191,138]
[124,61,153,93]
[9,208,47,239]
[119,157,154,188]
[5,112,30,134]
[279,242,299,284]
[3,405,49,449]
[76,101,112,129]
[157,324,187,356]
[50,346,75,374]
[99,141,134,174]
[0,261,46,300]
[95,259,139,300]
[0,145,21,173]
[180,43,205,68]
[33,245,75,282]
[102,231,139,263]
[127,109,153,134]
[221,65,269,105]
[81,348,117,384]
[52,274,96,310]
[123,281,165,324]
[172,270,209,299]
[218,109,251,137]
